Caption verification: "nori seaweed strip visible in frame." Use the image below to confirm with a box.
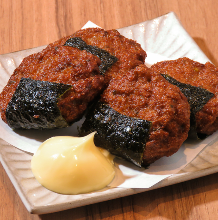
[161,74,214,138]
[64,37,118,74]
[6,78,72,130]
[79,101,152,167]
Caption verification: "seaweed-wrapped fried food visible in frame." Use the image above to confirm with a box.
[0,44,105,128]
[48,28,147,83]
[80,65,190,166]
[151,58,218,136]
[0,28,146,130]
[6,77,105,129]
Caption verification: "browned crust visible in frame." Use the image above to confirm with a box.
[0,28,146,125]
[102,64,190,165]
[57,28,147,83]
[151,57,218,135]
[0,44,103,123]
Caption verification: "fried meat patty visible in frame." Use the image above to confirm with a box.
[101,64,190,165]
[48,28,147,83]
[0,45,105,124]
[151,57,218,135]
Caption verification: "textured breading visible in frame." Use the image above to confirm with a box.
[0,28,146,126]
[49,28,147,83]
[0,45,104,124]
[102,64,190,165]
[151,57,218,135]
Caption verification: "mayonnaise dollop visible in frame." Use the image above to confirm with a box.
[31,132,115,194]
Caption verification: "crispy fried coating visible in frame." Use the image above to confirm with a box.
[48,28,147,83]
[151,57,218,135]
[0,45,104,124]
[57,76,105,124]
[102,64,190,165]
[0,28,146,126]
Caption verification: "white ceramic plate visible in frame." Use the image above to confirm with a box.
[1,12,218,214]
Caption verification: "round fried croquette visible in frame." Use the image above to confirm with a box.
[49,28,147,83]
[101,64,190,165]
[151,57,218,135]
[0,45,104,124]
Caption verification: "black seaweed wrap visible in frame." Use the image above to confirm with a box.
[79,101,152,167]
[6,78,71,130]
[64,37,118,74]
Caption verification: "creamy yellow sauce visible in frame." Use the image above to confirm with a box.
[31,132,115,194]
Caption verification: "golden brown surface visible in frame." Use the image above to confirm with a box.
[151,58,218,135]
[0,27,145,126]
[71,28,146,83]
[0,44,104,124]
[102,64,190,165]
[50,28,146,80]
[2,0,218,219]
